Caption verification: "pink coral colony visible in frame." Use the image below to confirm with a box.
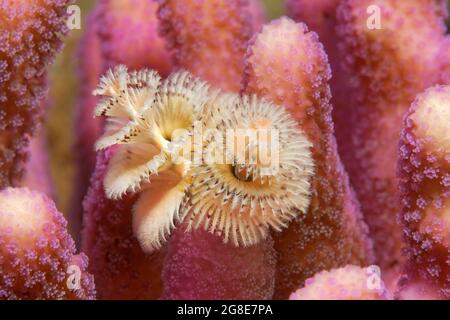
[1,0,449,301]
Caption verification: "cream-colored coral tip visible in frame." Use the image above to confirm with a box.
[245,17,330,120]
[0,188,53,245]
[410,85,450,153]
[289,265,390,300]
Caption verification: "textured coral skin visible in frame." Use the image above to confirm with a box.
[336,0,448,277]
[0,188,95,299]
[157,0,255,92]
[162,228,276,300]
[397,85,450,299]
[243,17,374,299]
[290,265,390,300]
[155,0,277,300]
[72,0,173,241]
[82,148,165,299]
[97,0,172,74]
[0,0,71,188]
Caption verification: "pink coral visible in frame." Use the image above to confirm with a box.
[290,265,391,300]
[162,228,276,300]
[397,85,450,299]
[82,148,165,299]
[336,0,449,278]
[243,17,374,299]
[157,0,255,91]
[0,188,95,299]
[0,0,72,188]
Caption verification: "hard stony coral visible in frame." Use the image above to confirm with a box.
[397,85,450,300]
[243,17,374,299]
[157,0,255,92]
[290,265,391,300]
[336,0,449,280]
[0,188,95,300]
[0,0,72,188]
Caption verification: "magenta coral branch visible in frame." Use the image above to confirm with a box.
[82,149,165,299]
[0,0,72,188]
[397,85,450,300]
[290,265,391,300]
[156,0,255,92]
[243,17,374,299]
[336,0,448,278]
[96,0,172,75]
[0,188,95,299]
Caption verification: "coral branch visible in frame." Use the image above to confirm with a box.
[336,0,448,277]
[156,0,254,91]
[0,0,72,187]
[162,228,276,299]
[290,265,390,300]
[82,148,165,299]
[397,85,450,299]
[0,188,95,299]
[243,17,373,299]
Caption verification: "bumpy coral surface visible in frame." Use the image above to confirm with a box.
[162,228,276,300]
[157,0,254,91]
[0,0,71,188]
[244,17,374,299]
[0,188,95,299]
[397,85,450,299]
[82,148,165,300]
[290,265,390,300]
[155,0,278,300]
[336,0,449,277]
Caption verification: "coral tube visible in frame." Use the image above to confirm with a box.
[156,0,277,299]
[336,0,448,277]
[290,265,391,300]
[157,0,254,91]
[397,85,450,300]
[244,17,373,299]
[0,188,95,299]
[0,0,71,188]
